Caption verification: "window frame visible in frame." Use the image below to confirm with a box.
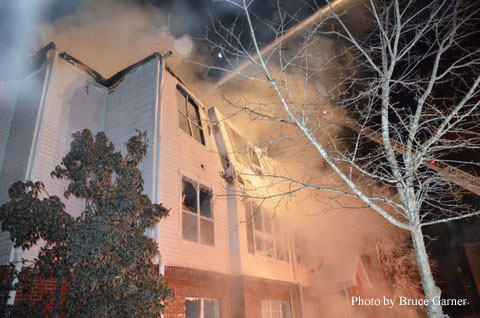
[261,300,291,318]
[224,123,264,172]
[244,199,290,262]
[185,297,220,318]
[181,176,215,246]
[177,85,206,146]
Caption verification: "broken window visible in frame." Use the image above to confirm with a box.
[261,300,291,318]
[199,186,212,218]
[244,199,290,262]
[224,123,263,172]
[181,177,214,246]
[177,86,205,145]
[182,179,197,213]
[185,298,219,318]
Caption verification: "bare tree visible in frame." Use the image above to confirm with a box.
[204,0,480,317]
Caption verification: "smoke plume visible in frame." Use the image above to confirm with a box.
[2,0,419,315]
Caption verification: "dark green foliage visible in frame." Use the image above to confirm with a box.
[0,129,172,318]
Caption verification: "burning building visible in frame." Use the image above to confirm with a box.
[0,43,408,317]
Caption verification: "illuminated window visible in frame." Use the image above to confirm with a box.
[244,200,289,261]
[185,298,219,318]
[224,123,263,172]
[261,300,291,318]
[182,177,214,246]
[177,86,205,145]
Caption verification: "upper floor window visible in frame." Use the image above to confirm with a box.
[244,200,289,262]
[224,123,263,172]
[182,177,214,246]
[177,85,206,145]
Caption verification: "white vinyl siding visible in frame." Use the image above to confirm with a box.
[0,65,47,264]
[155,71,230,273]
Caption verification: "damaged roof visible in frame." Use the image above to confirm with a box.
[32,42,185,89]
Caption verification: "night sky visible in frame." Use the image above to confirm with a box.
[0,0,327,53]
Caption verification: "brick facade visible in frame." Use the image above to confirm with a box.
[163,266,238,318]
[163,265,304,318]
[6,266,307,318]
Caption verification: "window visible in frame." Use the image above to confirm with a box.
[177,85,205,145]
[185,298,219,318]
[182,177,214,246]
[224,123,263,172]
[261,300,291,318]
[294,232,305,266]
[244,200,289,261]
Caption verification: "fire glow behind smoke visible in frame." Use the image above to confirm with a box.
[2,0,421,316]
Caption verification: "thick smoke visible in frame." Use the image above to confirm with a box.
[37,0,213,83]
[3,0,420,315]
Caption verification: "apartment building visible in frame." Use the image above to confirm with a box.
[0,42,327,318]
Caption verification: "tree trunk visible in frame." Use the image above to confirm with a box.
[411,227,443,318]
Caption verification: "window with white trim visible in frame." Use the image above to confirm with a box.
[244,200,289,262]
[185,298,219,318]
[182,177,214,246]
[177,85,206,145]
[261,300,291,318]
[224,123,263,173]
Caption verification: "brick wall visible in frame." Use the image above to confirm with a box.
[6,265,306,318]
[242,275,301,318]
[14,277,66,304]
[163,266,240,318]
[163,265,303,318]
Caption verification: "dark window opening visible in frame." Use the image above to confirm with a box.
[186,299,201,318]
[177,86,205,145]
[200,187,213,219]
[182,179,197,213]
[181,177,214,246]
[186,298,219,318]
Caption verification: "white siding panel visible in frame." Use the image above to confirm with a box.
[0,79,19,173]
[103,58,158,197]
[22,58,106,261]
[0,66,47,264]
[0,79,19,265]
[156,71,231,274]
[31,58,106,213]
